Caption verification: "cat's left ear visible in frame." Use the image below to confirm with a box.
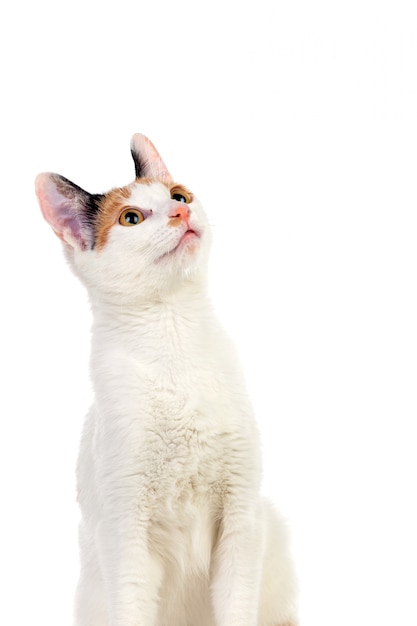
[35,173,97,250]
[130,133,174,184]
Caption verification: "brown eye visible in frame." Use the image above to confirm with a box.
[119,209,145,226]
[170,187,192,204]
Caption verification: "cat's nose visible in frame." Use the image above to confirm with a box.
[168,204,190,221]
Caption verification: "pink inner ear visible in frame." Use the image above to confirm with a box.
[35,173,89,248]
[131,133,174,183]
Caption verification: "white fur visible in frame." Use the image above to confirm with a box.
[41,166,297,626]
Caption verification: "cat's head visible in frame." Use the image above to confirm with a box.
[35,134,210,304]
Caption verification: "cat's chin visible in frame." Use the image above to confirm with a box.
[156,229,201,264]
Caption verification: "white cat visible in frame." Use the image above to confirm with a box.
[35,134,298,626]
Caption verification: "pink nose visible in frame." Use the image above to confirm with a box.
[168,203,190,221]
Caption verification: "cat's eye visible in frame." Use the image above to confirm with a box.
[119,209,145,227]
[170,187,192,204]
[171,193,188,203]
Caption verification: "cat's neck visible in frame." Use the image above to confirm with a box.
[89,280,215,352]
[88,282,221,391]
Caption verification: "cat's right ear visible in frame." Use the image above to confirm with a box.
[130,134,174,183]
[35,173,96,250]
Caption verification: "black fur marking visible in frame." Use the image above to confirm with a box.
[84,194,104,249]
[131,148,145,179]
[53,175,91,202]
[84,193,104,225]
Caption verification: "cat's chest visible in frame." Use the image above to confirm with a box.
[93,365,231,488]
[144,420,222,570]
[91,330,249,504]
[142,401,225,497]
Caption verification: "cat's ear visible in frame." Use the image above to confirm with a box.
[130,134,174,184]
[35,173,96,250]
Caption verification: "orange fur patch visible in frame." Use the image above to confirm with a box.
[95,186,133,250]
[167,217,182,228]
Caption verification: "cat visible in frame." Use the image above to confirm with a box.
[35,134,298,626]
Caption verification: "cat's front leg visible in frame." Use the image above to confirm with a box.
[97,484,163,626]
[210,497,265,626]
[90,363,164,626]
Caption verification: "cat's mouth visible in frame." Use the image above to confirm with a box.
[173,228,200,253]
[180,229,199,243]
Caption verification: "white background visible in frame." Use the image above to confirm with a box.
[1,1,416,625]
